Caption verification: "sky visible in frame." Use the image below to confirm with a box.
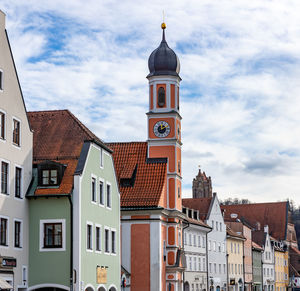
[1,1,300,205]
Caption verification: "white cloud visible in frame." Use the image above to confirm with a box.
[1,0,300,204]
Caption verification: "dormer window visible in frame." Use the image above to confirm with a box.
[42,169,58,185]
[158,87,166,107]
[37,161,65,187]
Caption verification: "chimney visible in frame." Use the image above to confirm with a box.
[256,222,261,230]
[264,225,269,234]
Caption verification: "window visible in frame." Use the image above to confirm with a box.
[100,148,103,167]
[213,241,216,251]
[99,181,104,205]
[1,161,8,194]
[212,220,214,229]
[14,221,21,248]
[44,223,62,248]
[15,167,22,198]
[42,169,58,185]
[198,257,201,271]
[189,257,192,270]
[106,183,111,208]
[0,111,5,139]
[157,87,166,107]
[198,236,201,247]
[105,228,109,253]
[13,119,20,146]
[178,186,180,198]
[184,232,187,245]
[202,236,205,248]
[238,244,240,254]
[235,263,237,274]
[0,70,2,90]
[111,230,116,254]
[87,224,92,250]
[219,264,221,274]
[220,223,222,231]
[216,221,218,231]
[96,226,101,251]
[209,263,212,273]
[234,243,236,253]
[91,177,96,202]
[231,242,233,253]
[0,217,8,246]
[189,234,192,246]
[218,242,221,252]
[203,258,206,271]
[194,257,197,271]
[224,264,226,274]
[214,263,216,273]
[193,234,196,246]
[208,240,211,250]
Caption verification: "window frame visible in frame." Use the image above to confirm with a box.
[106,182,112,209]
[15,166,23,199]
[95,224,101,253]
[104,227,110,254]
[99,179,104,206]
[41,169,59,186]
[86,222,93,251]
[0,109,5,140]
[43,222,63,248]
[1,160,9,195]
[91,175,97,203]
[0,69,3,91]
[111,229,116,255]
[39,219,66,252]
[100,147,104,168]
[0,216,8,247]
[14,219,22,249]
[12,117,21,147]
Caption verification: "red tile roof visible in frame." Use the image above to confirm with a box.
[28,110,108,195]
[221,202,288,241]
[252,241,263,251]
[182,198,212,220]
[107,142,167,208]
[252,230,266,247]
[28,110,108,161]
[226,225,245,240]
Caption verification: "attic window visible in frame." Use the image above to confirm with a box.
[42,169,58,185]
[193,211,198,220]
[188,209,192,218]
[37,161,65,187]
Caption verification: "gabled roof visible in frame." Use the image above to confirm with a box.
[106,142,167,208]
[221,202,288,241]
[226,226,245,240]
[252,241,263,251]
[182,197,213,220]
[27,110,109,196]
[28,110,110,161]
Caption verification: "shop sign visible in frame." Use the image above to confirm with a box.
[230,279,236,285]
[0,257,17,268]
[97,266,107,284]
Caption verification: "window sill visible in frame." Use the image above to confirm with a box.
[0,192,9,195]
[86,248,93,253]
[12,143,21,149]
[0,244,8,247]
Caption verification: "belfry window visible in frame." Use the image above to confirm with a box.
[158,87,166,107]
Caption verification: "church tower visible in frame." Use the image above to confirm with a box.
[147,22,182,211]
[147,23,184,291]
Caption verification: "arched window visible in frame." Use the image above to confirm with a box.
[158,87,166,107]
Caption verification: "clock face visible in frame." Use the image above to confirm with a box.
[153,121,170,138]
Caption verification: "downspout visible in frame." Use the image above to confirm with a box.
[243,241,245,291]
[226,251,229,291]
[206,226,213,291]
[68,194,73,291]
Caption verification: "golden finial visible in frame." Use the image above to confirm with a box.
[161,10,166,29]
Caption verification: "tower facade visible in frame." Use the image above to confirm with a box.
[192,169,212,198]
[147,23,184,291]
[147,23,182,211]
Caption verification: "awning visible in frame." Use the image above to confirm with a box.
[0,277,13,289]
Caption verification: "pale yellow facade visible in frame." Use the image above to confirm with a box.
[274,249,288,291]
[227,235,244,291]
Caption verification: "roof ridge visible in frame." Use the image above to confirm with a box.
[28,109,69,114]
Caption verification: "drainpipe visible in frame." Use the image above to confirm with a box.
[68,194,73,291]
[226,252,229,291]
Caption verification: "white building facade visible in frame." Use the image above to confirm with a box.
[183,209,211,291]
[0,10,33,291]
[206,194,227,291]
[262,227,275,291]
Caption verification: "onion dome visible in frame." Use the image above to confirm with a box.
[147,23,180,78]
